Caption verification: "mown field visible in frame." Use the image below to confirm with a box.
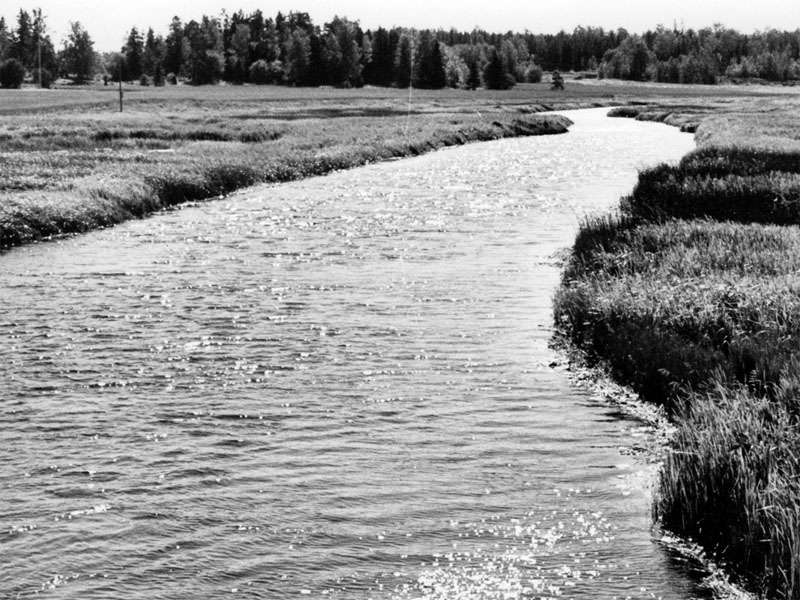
[0,80,790,251]
[556,88,800,597]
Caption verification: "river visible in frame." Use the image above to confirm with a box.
[1,108,698,599]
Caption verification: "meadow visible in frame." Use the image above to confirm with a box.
[556,87,800,597]
[0,79,783,250]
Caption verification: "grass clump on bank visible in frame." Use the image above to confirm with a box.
[658,382,800,599]
[621,146,800,224]
[556,99,800,597]
[557,218,800,407]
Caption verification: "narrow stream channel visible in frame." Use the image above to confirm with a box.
[1,108,698,599]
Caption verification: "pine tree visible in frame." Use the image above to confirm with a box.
[124,27,144,80]
[227,23,250,82]
[11,10,32,66]
[285,29,310,85]
[483,46,514,89]
[428,39,446,88]
[0,17,10,60]
[394,34,413,87]
[363,27,393,86]
[164,17,184,77]
[307,33,324,86]
[183,17,224,85]
[143,28,160,77]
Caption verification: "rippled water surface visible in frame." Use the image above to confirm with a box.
[1,109,698,599]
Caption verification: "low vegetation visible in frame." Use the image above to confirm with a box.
[3,81,784,252]
[556,98,800,597]
[0,84,586,250]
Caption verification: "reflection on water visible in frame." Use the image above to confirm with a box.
[0,108,698,599]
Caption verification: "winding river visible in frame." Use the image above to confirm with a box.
[1,108,698,599]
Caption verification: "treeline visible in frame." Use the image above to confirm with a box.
[601,25,800,83]
[102,12,555,89]
[2,8,800,90]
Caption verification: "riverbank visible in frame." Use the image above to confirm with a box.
[555,97,800,597]
[0,107,708,600]
[0,82,789,252]
[0,98,571,250]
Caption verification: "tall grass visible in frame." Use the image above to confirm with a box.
[556,218,800,408]
[559,102,800,597]
[621,146,800,224]
[658,381,800,599]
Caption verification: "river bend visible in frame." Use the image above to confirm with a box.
[1,108,697,599]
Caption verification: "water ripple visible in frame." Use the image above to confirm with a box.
[0,109,698,600]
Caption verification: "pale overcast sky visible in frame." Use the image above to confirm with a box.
[3,0,800,52]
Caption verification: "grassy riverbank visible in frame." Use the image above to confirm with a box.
[0,81,788,251]
[0,85,580,250]
[556,95,800,597]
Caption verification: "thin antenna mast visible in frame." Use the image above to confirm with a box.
[404,36,414,138]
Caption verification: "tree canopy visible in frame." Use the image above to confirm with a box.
[2,7,800,88]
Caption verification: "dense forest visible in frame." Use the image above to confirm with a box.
[1,7,800,89]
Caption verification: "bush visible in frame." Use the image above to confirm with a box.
[0,59,26,89]
[248,59,284,85]
[524,63,543,83]
[166,72,177,85]
[139,74,152,87]
[152,66,165,87]
[248,60,269,84]
[32,68,53,89]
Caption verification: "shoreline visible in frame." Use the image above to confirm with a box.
[555,100,800,598]
[0,110,574,254]
[552,337,753,600]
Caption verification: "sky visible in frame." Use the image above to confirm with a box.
[3,0,800,52]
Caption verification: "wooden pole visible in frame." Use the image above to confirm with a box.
[118,60,123,112]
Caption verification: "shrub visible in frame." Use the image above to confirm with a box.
[524,63,543,83]
[139,74,152,87]
[166,72,178,85]
[248,60,269,84]
[0,59,26,89]
[248,59,283,85]
[32,68,53,89]
[153,66,165,87]
[607,106,643,118]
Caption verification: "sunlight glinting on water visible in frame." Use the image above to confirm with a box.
[0,108,698,599]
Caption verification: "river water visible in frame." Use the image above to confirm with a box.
[1,108,697,599]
